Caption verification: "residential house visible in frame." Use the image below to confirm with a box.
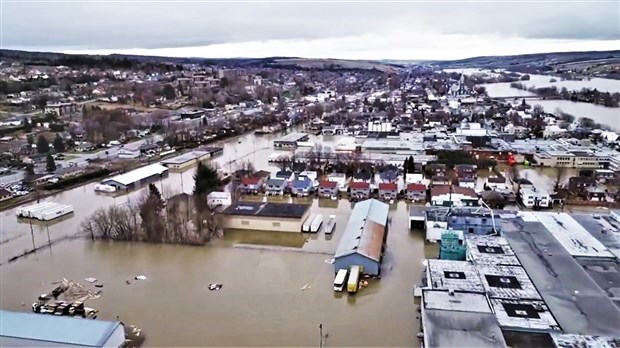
[275,170,295,182]
[318,181,339,198]
[76,142,96,152]
[265,178,287,196]
[290,177,314,196]
[432,175,450,186]
[486,176,507,191]
[519,186,551,208]
[0,188,13,201]
[567,176,596,196]
[349,181,371,200]
[327,172,347,190]
[379,167,399,183]
[431,185,479,207]
[406,183,426,202]
[253,170,271,183]
[352,170,372,183]
[586,187,607,201]
[458,177,476,189]
[378,183,398,201]
[454,164,477,179]
[427,163,447,177]
[239,177,263,194]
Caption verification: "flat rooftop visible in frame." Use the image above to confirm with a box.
[274,132,309,143]
[575,258,620,309]
[477,265,542,300]
[222,201,310,219]
[465,235,521,267]
[502,218,620,336]
[161,151,210,165]
[531,213,615,259]
[427,259,485,293]
[490,298,561,332]
[422,290,506,348]
[571,213,620,260]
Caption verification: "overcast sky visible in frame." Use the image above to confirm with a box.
[2,0,619,60]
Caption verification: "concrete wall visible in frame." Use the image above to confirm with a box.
[223,214,308,232]
[334,253,380,276]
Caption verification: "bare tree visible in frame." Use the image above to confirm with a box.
[553,166,567,193]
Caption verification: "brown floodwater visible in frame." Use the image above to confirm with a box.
[0,198,433,347]
[2,130,561,347]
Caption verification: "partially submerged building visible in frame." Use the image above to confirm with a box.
[334,199,389,276]
[221,201,311,232]
[101,163,169,191]
[0,310,126,347]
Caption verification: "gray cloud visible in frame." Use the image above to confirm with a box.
[2,1,619,51]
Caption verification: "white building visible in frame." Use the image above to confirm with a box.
[207,191,232,208]
[519,187,551,208]
[118,143,141,159]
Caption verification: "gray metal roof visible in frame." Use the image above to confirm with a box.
[477,264,542,300]
[530,212,614,259]
[334,199,389,262]
[502,219,620,336]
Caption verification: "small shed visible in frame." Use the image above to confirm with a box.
[334,199,389,276]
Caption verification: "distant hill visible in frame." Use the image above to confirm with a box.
[425,50,620,69]
[0,49,400,72]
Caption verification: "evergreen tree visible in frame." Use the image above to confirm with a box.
[408,155,416,173]
[25,164,35,176]
[36,135,49,154]
[53,133,66,153]
[46,153,56,172]
[193,162,221,196]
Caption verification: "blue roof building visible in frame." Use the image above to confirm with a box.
[0,310,126,347]
[334,199,389,276]
[291,177,314,196]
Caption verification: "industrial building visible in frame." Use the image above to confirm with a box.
[273,132,309,148]
[334,199,389,276]
[101,163,169,191]
[161,150,212,170]
[421,289,507,348]
[221,201,311,232]
[0,310,126,347]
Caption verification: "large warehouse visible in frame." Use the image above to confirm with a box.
[0,310,126,347]
[334,199,389,276]
[101,163,169,190]
[222,201,311,232]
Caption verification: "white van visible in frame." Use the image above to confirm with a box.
[333,269,349,292]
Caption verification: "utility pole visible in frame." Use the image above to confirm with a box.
[319,324,323,348]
